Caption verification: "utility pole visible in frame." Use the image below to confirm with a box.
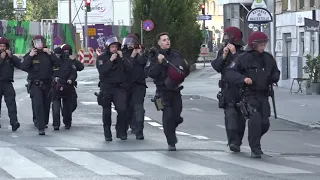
[84,0,92,50]
[202,0,205,31]
[69,0,72,24]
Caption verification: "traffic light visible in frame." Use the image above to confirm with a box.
[201,4,205,15]
[86,0,91,12]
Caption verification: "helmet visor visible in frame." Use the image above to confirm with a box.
[122,37,138,48]
[33,39,44,49]
[105,36,119,47]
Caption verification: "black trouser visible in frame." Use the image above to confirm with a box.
[224,104,246,146]
[126,84,146,136]
[52,97,73,127]
[158,90,183,145]
[100,83,127,138]
[245,94,270,153]
[0,82,19,125]
[30,82,51,130]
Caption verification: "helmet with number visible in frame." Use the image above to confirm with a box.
[244,31,269,51]
[122,33,139,49]
[61,44,73,56]
[0,37,10,47]
[165,57,190,90]
[223,27,244,46]
[104,35,121,51]
[32,35,46,49]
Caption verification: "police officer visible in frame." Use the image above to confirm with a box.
[52,44,80,130]
[145,32,190,151]
[0,37,21,131]
[20,35,61,135]
[211,27,246,152]
[226,31,280,158]
[122,33,147,140]
[96,35,133,141]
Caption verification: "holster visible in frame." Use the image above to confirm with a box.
[25,80,32,93]
[94,91,105,106]
[151,94,165,111]
[216,91,225,109]
[236,100,249,119]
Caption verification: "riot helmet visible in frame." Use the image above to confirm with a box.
[245,31,269,52]
[105,35,121,53]
[122,33,139,49]
[223,27,244,46]
[0,37,10,52]
[61,44,72,57]
[32,35,46,49]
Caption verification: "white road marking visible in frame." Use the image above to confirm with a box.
[216,125,226,129]
[144,116,152,121]
[80,101,98,105]
[284,156,320,166]
[190,135,210,140]
[124,151,227,176]
[304,143,320,148]
[0,147,57,178]
[176,131,191,136]
[147,122,162,127]
[195,151,312,174]
[46,147,143,176]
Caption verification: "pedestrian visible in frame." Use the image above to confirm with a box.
[0,37,21,131]
[226,31,280,158]
[211,27,246,152]
[96,35,133,141]
[20,35,61,135]
[144,32,190,151]
[122,33,148,140]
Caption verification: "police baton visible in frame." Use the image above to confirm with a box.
[163,58,183,73]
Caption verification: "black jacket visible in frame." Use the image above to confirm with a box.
[0,53,21,82]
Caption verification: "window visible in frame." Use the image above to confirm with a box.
[282,0,288,11]
[298,0,304,9]
[310,0,315,7]
[211,1,216,15]
[218,5,223,16]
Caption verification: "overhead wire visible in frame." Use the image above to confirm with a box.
[72,0,83,26]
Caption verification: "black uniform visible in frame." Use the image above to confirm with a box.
[145,48,189,150]
[212,46,246,151]
[123,48,147,139]
[0,53,21,131]
[96,51,132,141]
[20,50,61,134]
[226,51,280,156]
[51,57,78,130]
[71,59,84,112]
[25,78,37,127]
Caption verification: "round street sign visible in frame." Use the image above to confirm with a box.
[53,36,62,45]
[142,20,154,31]
[248,24,254,29]
[246,7,273,24]
[253,27,259,31]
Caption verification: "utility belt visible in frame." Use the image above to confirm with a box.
[31,79,51,89]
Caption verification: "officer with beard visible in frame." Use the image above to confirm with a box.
[211,27,246,152]
[21,35,61,135]
[0,37,21,131]
[226,31,280,158]
[122,33,147,140]
[96,35,133,141]
[144,32,190,151]
[52,44,82,130]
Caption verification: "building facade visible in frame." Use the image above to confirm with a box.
[275,0,320,89]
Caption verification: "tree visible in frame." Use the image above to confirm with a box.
[25,0,58,21]
[0,0,15,20]
[132,0,203,64]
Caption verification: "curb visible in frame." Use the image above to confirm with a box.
[189,94,320,130]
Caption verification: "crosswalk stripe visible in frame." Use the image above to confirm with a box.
[47,147,143,176]
[284,156,320,166]
[195,151,312,174]
[0,147,57,179]
[123,151,227,176]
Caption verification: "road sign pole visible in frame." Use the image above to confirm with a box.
[140,20,143,44]
[84,8,88,50]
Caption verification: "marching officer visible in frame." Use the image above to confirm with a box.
[145,32,190,151]
[122,33,147,140]
[52,44,82,130]
[20,35,61,135]
[211,27,246,152]
[226,31,280,158]
[96,35,133,141]
[0,37,21,131]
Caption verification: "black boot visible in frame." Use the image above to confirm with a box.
[11,122,20,131]
[229,143,240,152]
[104,127,112,141]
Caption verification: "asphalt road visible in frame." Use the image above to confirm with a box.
[0,67,320,180]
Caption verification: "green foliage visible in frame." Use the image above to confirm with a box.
[132,0,203,64]
[0,0,58,21]
[303,54,320,83]
[0,0,16,20]
[25,0,58,21]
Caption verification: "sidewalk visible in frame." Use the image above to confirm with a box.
[146,63,320,129]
